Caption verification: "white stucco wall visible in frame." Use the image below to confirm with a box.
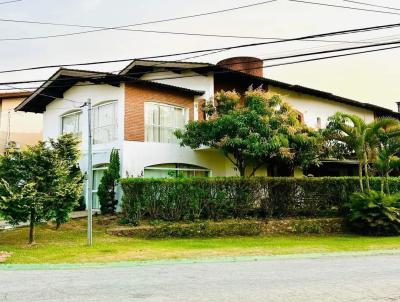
[268,86,375,129]
[43,82,125,170]
[140,70,214,101]
[0,97,42,152]
[123,141,238,177]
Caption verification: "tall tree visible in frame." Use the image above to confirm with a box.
[325,113,399,191]
[375,129,400,194]
[0,135,83,244]
[49,134,84,229]
[98,149,120,214]
[176,87,322,176]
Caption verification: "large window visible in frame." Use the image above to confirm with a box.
[61,111,82,137]
[93,101,117,144]
[145,103,187,144]
[144,163,210,178]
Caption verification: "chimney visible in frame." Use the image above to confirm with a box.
[217,57,263,77]
[397,101,400,113]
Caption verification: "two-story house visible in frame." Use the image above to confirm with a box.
[16,57,400,208]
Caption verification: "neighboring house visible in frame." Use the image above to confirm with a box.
[0,91,42,153]
[16,57,400,208]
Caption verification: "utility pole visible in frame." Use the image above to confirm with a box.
[86,98,93,246]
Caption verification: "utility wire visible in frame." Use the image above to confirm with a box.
[288,0,400,16]
[2,44,399,93]
[4,44,400,94]
[0,0,21,5]
[265,44,400,68]
[0,0,278,41]
[343,0,400,11]
[1,21,400,75]
[1,26,392,44]
[2,40,400,88]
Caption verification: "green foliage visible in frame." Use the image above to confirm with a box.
[345,191,400,236]
[175,88,323,176]
[0,134,83,243]
[120,177,400,225]
[98,149,120,215]
[142,220,263,238]
[49,134,83,228]
[324,112,400,192]
[374,135,400,195]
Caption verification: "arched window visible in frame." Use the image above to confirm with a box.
[144,163,210,178]
[92,101,118,144]
[61,110,82,137]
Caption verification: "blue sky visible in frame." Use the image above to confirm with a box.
[0,0,399,110]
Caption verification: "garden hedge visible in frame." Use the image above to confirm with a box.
[120,177,400,225]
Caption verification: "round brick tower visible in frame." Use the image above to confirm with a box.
[217,57,263,77]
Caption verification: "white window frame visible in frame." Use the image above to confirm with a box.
[144,164,211,178]
[92,165,108,210]
[92,101,118,145]
[61,110,82,137]
[144,102,188,144]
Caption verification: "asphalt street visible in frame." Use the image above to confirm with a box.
[1,253,400,302]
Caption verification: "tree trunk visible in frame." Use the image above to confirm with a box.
[380,177,384,194]
[358,163,364,192]
[249,163,263,177]
[363,152,370,192]
[29,209,35,245]
[385,172,390,195]
[238,166,246,177]
[56,222,61,230]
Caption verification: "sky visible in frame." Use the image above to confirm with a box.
[0,0,399,110]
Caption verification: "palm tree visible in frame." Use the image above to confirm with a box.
[375,135,400,195]
[325,113,400,192]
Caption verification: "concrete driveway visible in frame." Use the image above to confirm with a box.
[1,253,399,302]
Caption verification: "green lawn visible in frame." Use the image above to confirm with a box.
[1,217,400,264]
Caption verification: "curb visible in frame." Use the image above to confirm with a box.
[1,249,400,271]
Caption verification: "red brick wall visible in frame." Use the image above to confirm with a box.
[124,83,194,141]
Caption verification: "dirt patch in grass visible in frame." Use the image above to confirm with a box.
[0,251,12,263]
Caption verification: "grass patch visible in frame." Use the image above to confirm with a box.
[0,217,399,264]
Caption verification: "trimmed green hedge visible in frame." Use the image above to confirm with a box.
[120,177,400,225]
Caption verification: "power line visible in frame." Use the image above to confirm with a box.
[343,0,400,11]
[2,39,400,88]
[3,44,399,94]
[289,0,400,16]
[3,84,84,104]
[5,44,400,96]
[1,26,392,44]
[0,0,21,5]
[265,44,400,68]
[1,21,400,75]
[0,0,278,41]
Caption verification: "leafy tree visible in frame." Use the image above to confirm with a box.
[0,135,83,244]
[98,149,120,214]
[324,113,399,192]
[375,130,400,194]
[176,87,322,176]
[49,134,84,229]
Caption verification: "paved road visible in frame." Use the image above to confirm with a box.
[1,253,400,302]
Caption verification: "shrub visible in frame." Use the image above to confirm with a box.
[98,149,120,215]
[120,177,400,225]
[144,220,263,238]
[345,191,400,236]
